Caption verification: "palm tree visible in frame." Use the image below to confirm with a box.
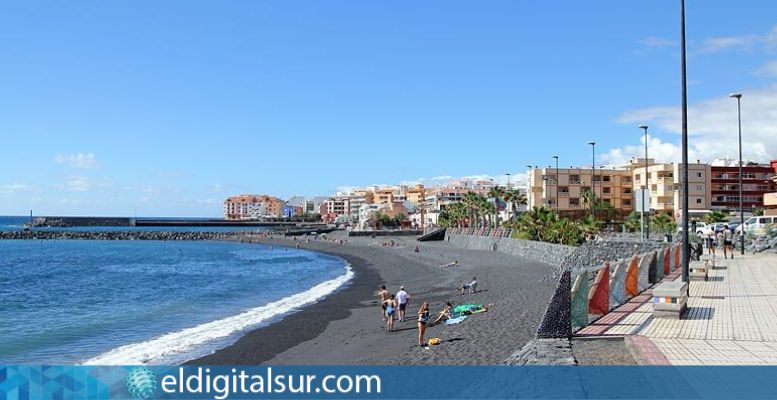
[704,210,727,224]
[503,189,527,222]
[653,213,676,234]
[462,192,481,227]
[488,186,505,227]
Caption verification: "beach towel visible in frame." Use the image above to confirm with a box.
[445,316,467,325]
[452,304,485,317]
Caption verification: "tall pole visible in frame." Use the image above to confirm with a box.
[680,0,690,290]
[730,93,744,255]
[640,125,650,239]
[553,156,559,212]
[506,173,511,220]
[588,142,596,220]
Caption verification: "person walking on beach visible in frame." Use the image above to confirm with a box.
[383,294,398,332]
[417,302,430,347]
[378,285,391,321]
[396,286,410,322]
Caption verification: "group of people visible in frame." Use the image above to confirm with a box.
[378,285,434,346]
[378,282,481,347]
[704,225,737,259]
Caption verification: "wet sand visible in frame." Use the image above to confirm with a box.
[191,233,556,365]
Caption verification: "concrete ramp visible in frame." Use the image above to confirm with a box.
[417,228,447,242]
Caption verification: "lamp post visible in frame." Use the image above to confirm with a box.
[730,93,744,255]
[588,142,596,220]
[680,0,690,289]
[552,156,559,212]
[639,125,650,239]
[526,165,533,210]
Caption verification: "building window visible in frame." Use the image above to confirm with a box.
[697,172,702,178]
[603,187,611,194]
[570,175,580,184]
[623,199,631,206]
[603,175,611,182]
[569,198,580,206]
[697,185,703,191]
[559,187,569,193]
[623,188,632,194]
[635,173,641,182]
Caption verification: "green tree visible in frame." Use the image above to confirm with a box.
[704,210,728,224]
[652,213,677,234]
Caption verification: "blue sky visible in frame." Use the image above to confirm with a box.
[1,1,776,217]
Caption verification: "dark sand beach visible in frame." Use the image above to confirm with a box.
[191,233,556,365]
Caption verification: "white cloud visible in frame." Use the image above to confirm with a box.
[54,153,99,169]
[756,60,777,77]
[64,176,91,192]
[613,85,777,164]
[600,135,684,167]
[1,183,29,195]
[698,26,777,54]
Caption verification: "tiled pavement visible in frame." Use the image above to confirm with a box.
[575,253,777,365]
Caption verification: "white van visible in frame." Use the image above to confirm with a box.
[737,216,776,236]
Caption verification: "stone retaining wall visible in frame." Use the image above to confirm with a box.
[347,230,422,237]
[443,233,575,266]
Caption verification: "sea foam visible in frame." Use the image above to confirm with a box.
[84,263,353,365]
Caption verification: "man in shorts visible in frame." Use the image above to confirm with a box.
[395,286,410,322]
[378,285,391,321]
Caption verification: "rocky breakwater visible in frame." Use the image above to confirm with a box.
[0,231,241,241]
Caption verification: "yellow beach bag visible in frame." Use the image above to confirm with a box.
[428,337,441,346]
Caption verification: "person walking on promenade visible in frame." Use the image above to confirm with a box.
[706,228,716,257]
[383,294,397,332]
[723,225,734,259]
[395,286,410,322]
[417,302,430,346]
[378,285,391,321]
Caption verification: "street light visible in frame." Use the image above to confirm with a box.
[639,125,650,239]
[730,92,744,255]
[552,156,559,212]
[680,0,690,289]
[588,142,596,220]
[506,173,511,191]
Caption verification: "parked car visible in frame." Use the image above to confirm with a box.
[735,216,776,236]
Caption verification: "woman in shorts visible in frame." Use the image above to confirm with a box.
[417,302,430,346]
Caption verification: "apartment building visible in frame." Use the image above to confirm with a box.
[526,166,634,217]
[223,194,285,220]
[710,159,776,212]
[672,161,712,221]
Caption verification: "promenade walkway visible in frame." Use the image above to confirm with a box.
[575,253,777,365]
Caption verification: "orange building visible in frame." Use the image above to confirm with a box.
[223,194,285,220]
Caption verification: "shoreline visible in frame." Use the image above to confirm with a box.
[190,233,557,365]
[188,240,381,365]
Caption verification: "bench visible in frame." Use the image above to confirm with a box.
[689,260,709,281]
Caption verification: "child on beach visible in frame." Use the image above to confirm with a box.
[417,302,430,346]
[383,295,397,332]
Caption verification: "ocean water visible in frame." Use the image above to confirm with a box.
[0,238,351,365]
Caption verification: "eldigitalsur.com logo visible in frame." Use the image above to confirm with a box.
[125,366,158,400]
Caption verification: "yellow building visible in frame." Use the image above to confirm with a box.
[526,166,634,216]
[626,158,712,219]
